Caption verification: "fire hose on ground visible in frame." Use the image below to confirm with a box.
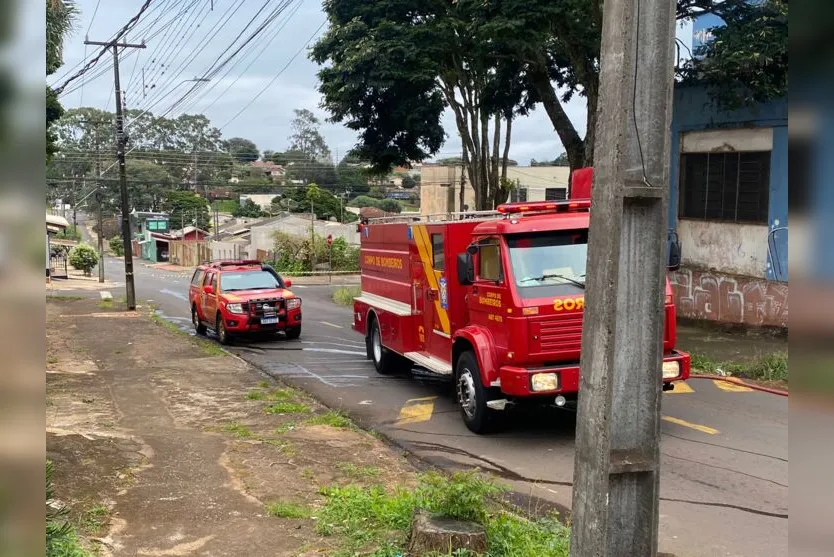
[687,374,789,397]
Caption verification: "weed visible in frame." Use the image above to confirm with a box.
[223,422,254,439]
[78,505,110,535]
[246,390,266,401]
[48,355,59,364]
[265,402,312,415]
[258,380,270,389]
[332,286,361,307]
[278,440,298,457]
[149,309,226,358]
[274,422,296,434]
[265,500,311,519]
[97,299,114,309]
[47,460,94,557]
[307,410,354,429]
[301,467,316,481]
[336,462,381,479]
[690,351,788,383]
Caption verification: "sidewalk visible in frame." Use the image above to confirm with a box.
[46,298,417,556]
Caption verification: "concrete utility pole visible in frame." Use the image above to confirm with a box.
[569,0,677,555]
[85,39,146,310]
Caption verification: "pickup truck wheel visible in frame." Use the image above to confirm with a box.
[192,306,207,335]
[456,351,494,434]
[369,318,408,374]
[285,327,301,340]
[216,314,232,345]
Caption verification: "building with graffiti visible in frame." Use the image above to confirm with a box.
[667,84,788,328]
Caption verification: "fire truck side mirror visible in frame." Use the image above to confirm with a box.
[667,230,682,271]
[466,244,478,255]
[457,253,475,286]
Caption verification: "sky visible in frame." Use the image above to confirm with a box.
[50,0,693,165]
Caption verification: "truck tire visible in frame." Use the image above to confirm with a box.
[216,314,232,345]
[192,305,207,335]
[455,351,494,434]
[285,326,301,340]
[368,317,409,374]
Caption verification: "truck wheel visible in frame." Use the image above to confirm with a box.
[455,351,494,434]
[369,318,408,374]
[192,305,207,335]
[216,314,232,345]
[285,327,301,340]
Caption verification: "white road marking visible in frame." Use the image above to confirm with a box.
[303,347,366,356]
[359,400,373,405]
[319,321,344,329]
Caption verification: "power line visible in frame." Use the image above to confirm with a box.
[219,19,325,130]
[51,0,155,95]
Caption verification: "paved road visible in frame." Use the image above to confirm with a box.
[69,236,787,556]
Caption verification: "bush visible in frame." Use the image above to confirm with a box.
[271,231,359,274]
[68,243,99,276]
[378,199,402,213]
[333,286,361,306]
[109,236,125,257]
[348,195,382,209]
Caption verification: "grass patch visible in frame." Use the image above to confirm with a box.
[48,355,59,364]
[317,471,569,556]
[48,460,94,557]
[265,402,312,415]
[77,505,110,536]
[265,500,311,519]
[274,422,297,434]
[258,380,270,389]
[148,307,227,357]
[336,462,381,479]
[97,299,114,309]
[332,286,361,307]
[307,410,354,429]
[46,294,85,302]
[223,422,254,439]
[691,351,788,384]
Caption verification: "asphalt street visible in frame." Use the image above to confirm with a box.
[64,238,787,557]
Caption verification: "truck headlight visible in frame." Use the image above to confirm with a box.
[286,298,301,310]
[226,303,245,314]
[662,361,680,379]
[531,373,559,392]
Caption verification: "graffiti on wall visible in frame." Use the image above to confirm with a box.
[671,268,788,328]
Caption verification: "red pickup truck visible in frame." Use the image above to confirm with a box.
[189,260,302,344]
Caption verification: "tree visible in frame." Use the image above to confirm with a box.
[46,0,78,160]
[69,243,98,276]
[233,198,264,218]
[165,191,211,231]
[226,137,259,163]
[378,199,402,213]
[312,0,534,210]
[109,236,125,256]
[401,175,417,189]
[289,109,331,161]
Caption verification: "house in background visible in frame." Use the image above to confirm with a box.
[169,226,209,242]
[420,165,570,215]
[668,84,787,329]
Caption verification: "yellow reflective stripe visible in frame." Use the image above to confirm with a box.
[413,225,451,334]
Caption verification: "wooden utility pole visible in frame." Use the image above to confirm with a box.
[85,39,145,310]
[569,0,677,555]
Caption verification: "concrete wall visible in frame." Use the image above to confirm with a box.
[210,241,248,261]
[670,268,788,328]
[420,165,570,214]
[249,216,361,254]
[678,220,769,278]
[240,193,281,210]
[669,85,788,282]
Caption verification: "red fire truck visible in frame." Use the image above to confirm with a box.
[352,169,690,433]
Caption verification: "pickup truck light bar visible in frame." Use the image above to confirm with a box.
[496,199,591,215]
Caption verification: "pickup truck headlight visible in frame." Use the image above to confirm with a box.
[531,372,559,392]
[286,298,301,310]
[226,303,246,314]
[662,361,680,379]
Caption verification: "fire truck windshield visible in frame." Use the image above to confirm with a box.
[507,230,588,298]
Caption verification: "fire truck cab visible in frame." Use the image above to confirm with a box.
[352,169,690,433]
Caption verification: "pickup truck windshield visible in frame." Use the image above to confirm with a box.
[221,271,283,292]
[508,230,588,299]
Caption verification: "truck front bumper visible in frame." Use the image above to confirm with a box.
[498,350,691,397]
[222,310,302,333]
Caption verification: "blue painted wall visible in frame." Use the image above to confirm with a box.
[668,85,788,281]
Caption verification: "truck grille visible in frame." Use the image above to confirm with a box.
[246,298,285,320]
[530,313,584,357]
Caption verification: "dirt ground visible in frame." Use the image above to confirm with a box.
[46,298,417,556]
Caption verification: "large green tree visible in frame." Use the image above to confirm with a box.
[46,0,78,160]
[313,0,531,210]
[226,137,260,163]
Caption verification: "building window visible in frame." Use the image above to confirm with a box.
[545,188,567,201]
[431,233,445,270]
[478,239,502,282]
[680,151,770,223]
[510,188,528,202]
